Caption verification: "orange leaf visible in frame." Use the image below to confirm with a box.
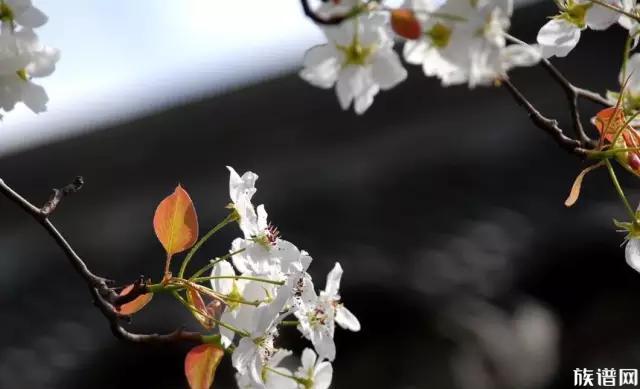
[184,344,224,389]
[117,284,153,315]
[153,185,199,257]
[391,9,421,40]
[594,107,628,143]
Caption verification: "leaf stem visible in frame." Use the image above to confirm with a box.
[178,212,237,279]
[605,159,637,222]
[189,248,245,280]
[171,290,250,337]
[192,275,285,286]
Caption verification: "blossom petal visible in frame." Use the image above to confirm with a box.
[314,362,334,389]
[301,347,317,371]
[626,238,640,273]
[335,66,358,111]
[536,18,581,58]
[300,44,341,89]
[502,44,542,70]
[402,39,428,65]
[14,6,48,28]
[312,330,336,361]
[335,305,361,332]
[587,1,621,30]
[266,368,297,389]
[211,260,235,295]
[323,262,343,297]
[371,50,408,90]
[622,53,640,93]
[21,81,47,113]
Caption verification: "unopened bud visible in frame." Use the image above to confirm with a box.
[391,9,421,40]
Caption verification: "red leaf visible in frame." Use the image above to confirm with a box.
[153,185,199,258]
[185,344,224,389]
[391,9,421,40]
[117,284,153,315]
[594,107,640,174]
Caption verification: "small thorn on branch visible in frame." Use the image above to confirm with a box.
[41,176,84,216]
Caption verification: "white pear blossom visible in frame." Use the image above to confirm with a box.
[403,0,539,87]
[1,0,47,29]
[0,1,58,115]
[231,273,298,386]
[227,166,260,238]
[0,28,58,114]
[227,167,312,277]
[235,349,297,389]
[294,348,333,389]
[295,262,360,361]
[537,0,622,58]
[300,13,407,114]
[221,168,360,387]
[402,0,469,85]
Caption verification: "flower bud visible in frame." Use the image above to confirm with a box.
[391,9,421,40]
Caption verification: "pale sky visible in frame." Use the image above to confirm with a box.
[0,0,324,156]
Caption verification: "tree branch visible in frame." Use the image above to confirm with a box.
[0,177,206,346]
[41,176,84,216]
[300,0,350,25]
[502,78,587,157]
[539,59,610,147]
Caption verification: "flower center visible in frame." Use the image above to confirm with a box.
[226,282,243,311]
[561,1,591,28]
[338,40,374,66]
[427,23,452,48]
[252,223,280,248]
[0,1,14,23]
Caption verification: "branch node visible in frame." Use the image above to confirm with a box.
[41,176,84,216]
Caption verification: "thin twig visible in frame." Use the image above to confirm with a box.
[41,176,84,216]
[539,59,593,146]
[0,178,205,345]
[502,79,587,156]
[300,0,350,25]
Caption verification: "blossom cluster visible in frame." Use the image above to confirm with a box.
[218,167,360,388]
[299,0,640,115]
[0,0,58,116]
[300,0,542,114]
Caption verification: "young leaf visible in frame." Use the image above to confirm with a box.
[391,9,421,40]
[117,284,153,315]
[184,344,224,389]
[594,107,628,143]
[153,185,199,258]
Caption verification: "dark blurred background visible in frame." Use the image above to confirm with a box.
[1,1,638,388]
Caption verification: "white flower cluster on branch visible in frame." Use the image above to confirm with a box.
[219,167,360,389]
[537,0,632,58]
[300,0,542,114]
[0,0,58,116]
